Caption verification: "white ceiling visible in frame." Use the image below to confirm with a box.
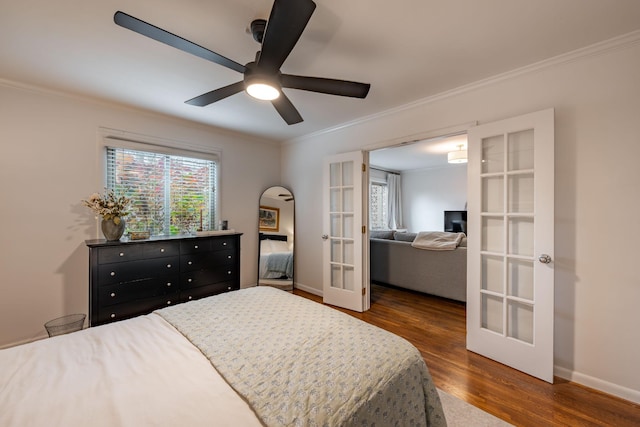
[2,0,640,142]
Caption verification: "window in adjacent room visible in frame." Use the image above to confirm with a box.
[106,146,218,236]
[370,181,388,230]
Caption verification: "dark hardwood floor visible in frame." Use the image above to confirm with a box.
[293,284,640,426]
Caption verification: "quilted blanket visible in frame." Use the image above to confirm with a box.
[157,287,446,426]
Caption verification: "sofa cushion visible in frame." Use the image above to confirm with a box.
[394,232,417,242]
[370,230,395,240]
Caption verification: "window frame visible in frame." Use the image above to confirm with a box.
[97,128,221,236]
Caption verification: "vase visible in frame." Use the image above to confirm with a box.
[101,218,126,241]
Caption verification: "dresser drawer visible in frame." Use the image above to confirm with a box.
[98,275,178,307]
[142,241,179,258]
[210,236,237,252]
[180,281,238,303]
[96,293,179,324]
[179,239,211,254]
[180,249,235,272]
[97,256,179,285]
[180,268,236,289]
[98,245,144,264]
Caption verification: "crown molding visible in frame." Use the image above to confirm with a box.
[287,29,640,145]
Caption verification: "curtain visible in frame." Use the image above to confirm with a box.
[387,173,403,229]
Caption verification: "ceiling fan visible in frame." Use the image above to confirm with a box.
[114,0,371,125]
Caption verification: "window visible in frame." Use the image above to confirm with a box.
[369,182,388,230]
[106,147,217,236]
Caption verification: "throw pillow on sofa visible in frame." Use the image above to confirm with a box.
[370,230,395,239]
[394,232,417,242]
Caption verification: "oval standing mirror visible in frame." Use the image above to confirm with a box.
[258,186,294,291]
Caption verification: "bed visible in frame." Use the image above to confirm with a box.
[259,233,294,280]
[0,287,446,426]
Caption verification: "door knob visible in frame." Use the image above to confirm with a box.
[538,254,552,264]
[322,234,328,240]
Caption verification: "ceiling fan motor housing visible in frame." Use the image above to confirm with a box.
[250,19,267,43]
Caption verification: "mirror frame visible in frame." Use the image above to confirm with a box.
[257,186,294,291]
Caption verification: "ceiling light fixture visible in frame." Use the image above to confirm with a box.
[447,144,468,164]
[246,82,280,101]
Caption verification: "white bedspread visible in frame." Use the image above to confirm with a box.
[0,314,261,427]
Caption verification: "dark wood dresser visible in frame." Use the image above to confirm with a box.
[86,233,241,326]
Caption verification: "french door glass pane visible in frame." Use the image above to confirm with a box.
[482,135,505,174]
[481,216,504,252]
[331,265,342,289]
[508,217,534,256]
[343,214,354,238]
[343,266,355,291]
[508,259,534,300]
[508,129,534,171]
[330,189,341,212]
[507,301,534,344]
[482,294,504,334]
[343,188,354,212]
[508,174,534,213]
[331,240,342,263]
[482,176,504,212]
[330,163,341,186]
[330,214,341,237]
[482,255,504,293]
[342,161,353,186]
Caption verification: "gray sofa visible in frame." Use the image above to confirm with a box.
[369,231,467,302]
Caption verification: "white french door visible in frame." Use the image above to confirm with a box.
[322,151,369,312]
[467,108,555,382]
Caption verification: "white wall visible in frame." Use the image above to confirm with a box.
[281,39,640,402]
[402,166,467,232]
[0,82,281,348]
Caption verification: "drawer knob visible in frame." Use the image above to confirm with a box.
[110,292,116,297]
[188,278,192,282]
[167,264,172,268]
[110,313,116,318]
[167,282,171,287]
[227,255,232,259]
[110,271,116,276]
[188,261,192,265]
[166,300,171,305]
[194,245,198,249]
[227,286,232,290]
[227,271,231,275]
[160,248,165,252]
[223,242,227,246]
[119,252,124,257]
[188,296,193,300]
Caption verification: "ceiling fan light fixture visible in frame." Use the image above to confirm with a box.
[448,144,468,164]
[246,82,280,101]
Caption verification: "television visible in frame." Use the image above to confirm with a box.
[444,210,467,234]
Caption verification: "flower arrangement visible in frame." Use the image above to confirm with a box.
[82,189,131,224]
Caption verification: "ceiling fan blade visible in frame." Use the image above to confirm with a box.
[281,74,371,98]
[271,93,303,125]
[258,0,317,71]
[114,11,246,74]
[185,81,245,106]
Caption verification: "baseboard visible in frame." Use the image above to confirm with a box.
[293,282,323,297]
[555,365,640,405]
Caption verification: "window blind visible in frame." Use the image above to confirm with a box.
[106,147,217,236]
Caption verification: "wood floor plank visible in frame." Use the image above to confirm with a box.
[293,284,640,426]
